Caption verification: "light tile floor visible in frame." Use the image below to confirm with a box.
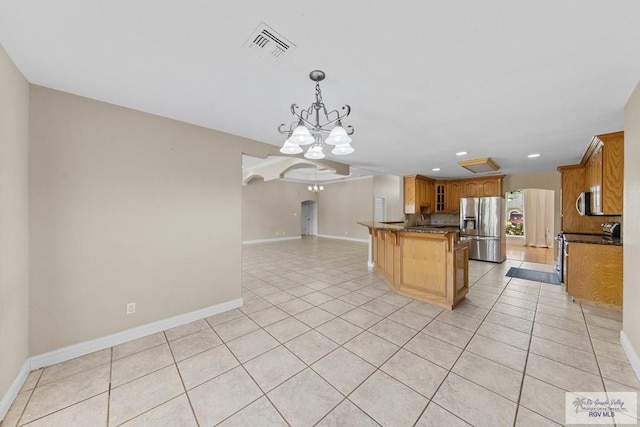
[2,237,638,426]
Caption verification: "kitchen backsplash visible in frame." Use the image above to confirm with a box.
[406,213,459,227]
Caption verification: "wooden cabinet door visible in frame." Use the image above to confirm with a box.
[560,167,584,233]
[447,181,461,213]
[403,176,417,214]
[589,146,603,214]
[600,132,624,215]
[463,181,478,197]
[420,179,433,213]
[566,242,622,306]
[435,182,446,213]
[480,179,497,196]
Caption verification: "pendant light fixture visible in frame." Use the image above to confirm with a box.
[278,70,354,159]
[308,167,324,193]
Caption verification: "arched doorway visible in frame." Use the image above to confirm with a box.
[301,200,318,236]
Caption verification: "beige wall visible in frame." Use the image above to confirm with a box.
[28,86,258,355]
[373,175,404,221]
[504,171,562,238]
[623,81,640,373]
[0,45,30,410]
[318,177,374,240]
[242,180,317,241]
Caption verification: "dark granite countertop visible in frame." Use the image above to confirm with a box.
[563,233,622,246]
[358,221,460,235]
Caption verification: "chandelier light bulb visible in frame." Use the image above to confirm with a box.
[304,145,326,160]
[280,140,303,154]
[289,122,314,145]
[325,122,351,146]
[308,183,324,193]
[331,143,355,155]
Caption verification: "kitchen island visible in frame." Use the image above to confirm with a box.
[359,222,469,310]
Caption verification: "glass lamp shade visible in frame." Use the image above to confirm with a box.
[325,124,352,145]
[304,145,326,159]
[280,139,303,154]
[289,124,314,145]
[331,143,355,155]
[308,184,324,193]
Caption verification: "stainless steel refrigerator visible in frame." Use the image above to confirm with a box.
[460,197,506,263]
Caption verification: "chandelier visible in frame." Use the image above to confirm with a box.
[308,167,324,193]
[278,70,354,160]
[308,183,323,193]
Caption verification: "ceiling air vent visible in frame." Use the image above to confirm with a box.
[245,22,296,61]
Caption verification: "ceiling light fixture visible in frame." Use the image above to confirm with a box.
[279,70,354,159]
[456,151,468,156]
[527,153,541,158]
[308,167,324,193]
[432,168,441,172]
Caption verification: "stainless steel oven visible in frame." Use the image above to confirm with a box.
[554,233,564,282]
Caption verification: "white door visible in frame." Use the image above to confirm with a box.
[374,196,386,222]
[301,200,318,236]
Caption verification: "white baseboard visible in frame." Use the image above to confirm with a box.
[317,234,368,243]
[0,360,30,422]
[1,298,243,421]
[242,236,301,245]
[620,330,640,382]
[30,298,242,370]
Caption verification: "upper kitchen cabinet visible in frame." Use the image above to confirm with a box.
[435,181,447,213]
[404,175,434,214]
[405,175,503,215]
[461,176,503,198]
[478,177,503,196]
[447,181,461,213]
[583,131,624,215]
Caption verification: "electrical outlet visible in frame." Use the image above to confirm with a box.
[126,302,136,314]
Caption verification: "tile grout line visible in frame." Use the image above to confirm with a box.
[106,347,113,427]
[511,277,543,427]
[410,264,521,426]
[11,370,41,427]
[163,330,201,427]
[210,320,294,426]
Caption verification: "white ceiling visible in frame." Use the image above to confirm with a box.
[2,1,639,178]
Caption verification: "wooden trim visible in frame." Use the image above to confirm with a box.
[580,136,603,166]
[557,164,584,172]
[458,157,500,173]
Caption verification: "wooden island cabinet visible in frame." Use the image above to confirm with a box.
[362,222,469,310]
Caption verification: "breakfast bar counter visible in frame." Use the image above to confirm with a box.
[359,222,469,310]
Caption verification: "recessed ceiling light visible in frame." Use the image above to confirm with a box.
[456,151,468,156]
[527,153,541,158]
[432,168,440,172]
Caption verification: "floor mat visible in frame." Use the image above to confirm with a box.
[505,267,561,285]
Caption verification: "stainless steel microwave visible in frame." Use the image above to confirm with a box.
[576,191,592,216]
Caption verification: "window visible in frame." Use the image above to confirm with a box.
[505,190,524,236]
